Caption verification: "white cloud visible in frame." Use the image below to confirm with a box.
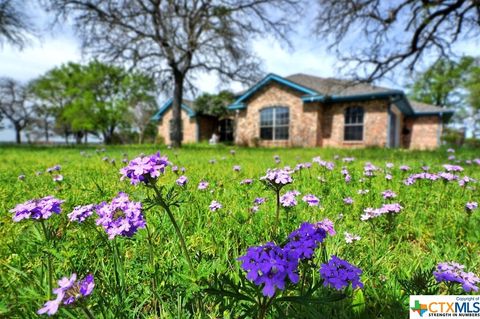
[0,35,81,83]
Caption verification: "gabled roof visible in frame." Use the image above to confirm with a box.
[409,100,454,116]
[228,73,318,110]
[151,98,196,121]
[228,72,453,117]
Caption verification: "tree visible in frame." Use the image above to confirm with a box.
[409,57,473,108]
[0,77,34,143]
[194,90,235,117]
[29,62,84,144]
[0,0,34,48]
[46,0,299,147]
[31,61,157,144]
[314,0,480,82]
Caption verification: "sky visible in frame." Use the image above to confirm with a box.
[0,3,478,142]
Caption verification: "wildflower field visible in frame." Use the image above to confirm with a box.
[1,144,479,318]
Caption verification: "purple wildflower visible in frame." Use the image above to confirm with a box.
[171,165,179,173]
[10,196,64,222]
[95,193,146,240]
[233,165,241,172]
[433,262,479,292]
[68,204,95,223]
[443,164,464,172]
[319,256,363,290]
[458,176,476,187]
[240,178,253,185]
[285,222,327,260]
[260,168,293,190]
[254,197,266,205]
[399,165,410,171]
[385,162,394,169]
[344,232,361,244]
[447,148,455,153]
[120,152,169,185]
[382,190,397,199]
[280,191,298,207]
[466,202,478,213]
[385,173,393,180]
[343,157,355,163]
[438,172,459,182]
[343,197,354,205]
[302,194,320,206]
[209,200,222,212]
[198,181,209,190]
[274,155,281,164]
[230,149,236,156]
[18,174,25,181]
[357,189,369,195]
[175,175,188,187]
[53,174,63,182]
[238,242,299,297]
[38,273,94,316]
[318,218,336,236]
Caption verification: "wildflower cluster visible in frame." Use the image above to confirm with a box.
[120,152,169,185]
[10,196,64,222]
[96,193,146,240]
[361,203,403,221]
[433,262,479,292]
[238,242,299,297]
[280,190,300,207]
[68,204,95,223]
[260,168,293,190]
[319,256,364,290]
[38,273,94,316]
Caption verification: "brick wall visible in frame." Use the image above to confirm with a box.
[156,108,197,145]
[234,82,319,147]
[402,116,440,149]
[320,99,389,148]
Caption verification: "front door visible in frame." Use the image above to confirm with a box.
[219,119,234,142]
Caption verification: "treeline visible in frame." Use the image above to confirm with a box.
[0,61,158,144]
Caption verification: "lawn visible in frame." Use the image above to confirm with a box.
[0,144,479,318]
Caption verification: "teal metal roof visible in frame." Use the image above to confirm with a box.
[151,98,196,121]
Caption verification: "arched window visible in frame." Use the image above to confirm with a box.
[260,107,289,140]
[344,106,364,141]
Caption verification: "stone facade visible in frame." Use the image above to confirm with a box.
[233,82,441,149]
[402,115,441,150]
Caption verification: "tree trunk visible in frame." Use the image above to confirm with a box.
[171,70,184,148]
[14,125,21,144]
[44,118,49,143]
[138,130,144,144]
[75,131,83,144]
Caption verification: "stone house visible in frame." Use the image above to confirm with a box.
[227,73,454,149]
[152,98,233,145]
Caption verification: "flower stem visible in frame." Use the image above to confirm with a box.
[152,185,195,276]
[40,220,53,299]
[145,224,160,315]
[274,189,280,235]
[81,305,95,319]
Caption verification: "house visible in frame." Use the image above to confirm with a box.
[227,73,453,149]
[154,73,453,149]
[152,98,233,145]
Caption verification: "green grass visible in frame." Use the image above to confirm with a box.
[0,144,479,318]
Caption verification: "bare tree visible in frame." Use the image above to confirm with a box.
[130,101,157,144]
[314,0,480,82]
[46,0,300,147]
[0,77,34,143]
[0,0,34,48]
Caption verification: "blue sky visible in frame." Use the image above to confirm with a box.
[1,4,478,142]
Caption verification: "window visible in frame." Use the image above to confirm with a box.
[344,106,364,141]
[260,107,289,140]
